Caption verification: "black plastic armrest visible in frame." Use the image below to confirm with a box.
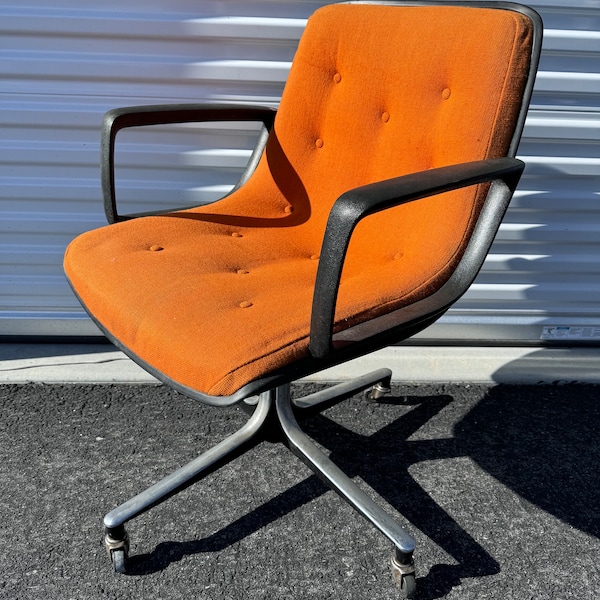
[309,157,525,358]
[101,103,277,223]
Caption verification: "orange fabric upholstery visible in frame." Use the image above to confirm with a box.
[64,4,533,395]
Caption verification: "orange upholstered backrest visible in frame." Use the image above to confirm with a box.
[188,3,533,320]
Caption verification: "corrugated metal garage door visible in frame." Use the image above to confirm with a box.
[1,0,599,343]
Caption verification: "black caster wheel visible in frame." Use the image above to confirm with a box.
[391,554,416,599]
[105,526,130,574]
[363,382,391,402]
[111,548,128,574]
[398,572,416,599]
[240,395,260,415]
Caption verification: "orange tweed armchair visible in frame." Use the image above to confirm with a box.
[64,2,542,596]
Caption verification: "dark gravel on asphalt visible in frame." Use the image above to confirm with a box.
[0,382,599,599]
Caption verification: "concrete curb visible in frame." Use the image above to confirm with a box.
[1,343,599,385]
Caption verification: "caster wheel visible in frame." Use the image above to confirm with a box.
[363,389,376,402]
[111,548,128,574]
[363,383,391,402]
[398,572,416,599]
[391,554,416,599]
[105,526,130,574]
[240,395,259,415]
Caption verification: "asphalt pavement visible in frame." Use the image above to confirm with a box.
[1,379,599,599]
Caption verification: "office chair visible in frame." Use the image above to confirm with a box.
[64,2,542,596]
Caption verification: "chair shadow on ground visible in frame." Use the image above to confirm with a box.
[124,384,599,598]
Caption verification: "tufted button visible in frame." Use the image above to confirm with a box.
[149,245,164,252]
[284,205,294,214]
[394,252,404,260]
[381,111,390,123]
[239,301,253,308]
[310,254,320,261]
[231,232,243,238]
[333,72,342,84]
[441,88,451,100]
[315,138,324,149]
[237,269,249,275]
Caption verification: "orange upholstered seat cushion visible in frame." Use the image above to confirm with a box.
[64,4,533,396]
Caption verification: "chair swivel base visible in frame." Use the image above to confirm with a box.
[102,368,416,597]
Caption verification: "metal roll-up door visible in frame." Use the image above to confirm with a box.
[1,0,599,345]
[433,0,600,345]
[0,1,316,336]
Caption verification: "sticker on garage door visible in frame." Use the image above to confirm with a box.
[541,326,600,341]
